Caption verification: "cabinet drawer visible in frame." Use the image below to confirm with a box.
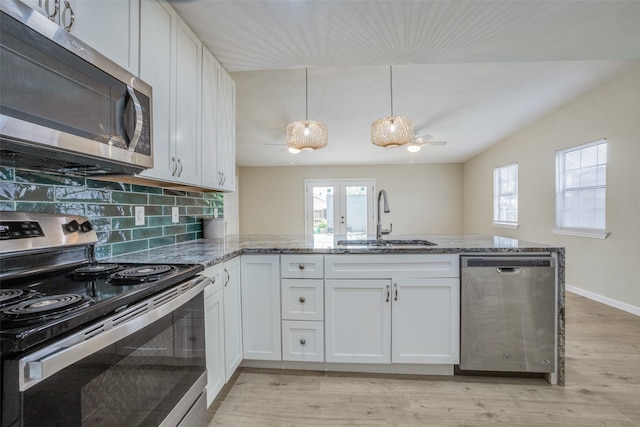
[281,255,324,279]
[325,254,460,279]
[281,279,324,321]
[282,320,324,362]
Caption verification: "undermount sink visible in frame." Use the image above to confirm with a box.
[336,239,437,247]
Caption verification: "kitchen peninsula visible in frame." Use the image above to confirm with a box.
[108,234,565,388]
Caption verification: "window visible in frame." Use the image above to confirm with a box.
[304,179,375,246]
[493,163,518,227]
[555,139,608,238]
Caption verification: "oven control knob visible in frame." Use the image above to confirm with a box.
[80,220,93,232]
[64,220,80,233]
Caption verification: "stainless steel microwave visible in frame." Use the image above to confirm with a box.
[0,1,153,176]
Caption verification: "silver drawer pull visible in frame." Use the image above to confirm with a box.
[299,297,305,303]
[298,264,305,270]
[299,339,306,345]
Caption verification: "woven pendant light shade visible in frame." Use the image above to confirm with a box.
[371,65,414,148]
[286,68,328,153]
[286,120,328,152]
[371,116,414,148]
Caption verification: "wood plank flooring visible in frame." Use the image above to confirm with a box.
[208,292,640,426]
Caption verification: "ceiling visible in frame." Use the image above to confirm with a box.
[168,0,640,167]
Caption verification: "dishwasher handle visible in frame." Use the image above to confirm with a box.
[496,267,521,274]
[462,256,554,268]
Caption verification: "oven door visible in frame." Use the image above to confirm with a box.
[2,277,208,427]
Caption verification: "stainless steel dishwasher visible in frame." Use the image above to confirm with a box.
[460,256,556,373]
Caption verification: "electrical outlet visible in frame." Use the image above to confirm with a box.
[171,206,179,224]
[213,208,219,218]
[135,206,145,226]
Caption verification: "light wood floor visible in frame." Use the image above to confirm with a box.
[208,292,640,426]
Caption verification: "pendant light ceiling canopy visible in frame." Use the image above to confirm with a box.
[371,66,414,148]
[286,69,328,154]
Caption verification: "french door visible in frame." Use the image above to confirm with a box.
[304,179,374,245]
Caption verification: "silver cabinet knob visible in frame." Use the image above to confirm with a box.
[298,264,305,270]
[299,296,305,303]
[300,339,306,345]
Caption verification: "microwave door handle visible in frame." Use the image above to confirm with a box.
[124,85,144,151]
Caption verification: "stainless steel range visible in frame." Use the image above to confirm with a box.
[0,212,208,427]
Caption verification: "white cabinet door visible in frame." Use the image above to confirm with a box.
[139,0,176,182]
[19,0,139,73]
[201,48,220,189]
[222,257,242,381]
[325,279,391,364]
[204,283,224,407]
[72,0,139,74]
[174,17,202,185]
[391,278,460,364]
[216,68,236,191]
[241,255,281,360]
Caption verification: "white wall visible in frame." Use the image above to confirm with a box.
[463,63,640,310]
[239,164,464,235]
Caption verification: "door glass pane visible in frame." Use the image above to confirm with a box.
[344,185,368,239]
[312,186,334,246]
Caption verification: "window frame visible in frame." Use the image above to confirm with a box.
[554,138,609,239]
[492,162,519,229]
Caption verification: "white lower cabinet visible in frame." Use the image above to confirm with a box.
[202,264,224,406]
[241,255,281,360]
[324,255,460,365]
[223,257,243,380]
[282,320,324,362]
[201,257,242,406]
[391,277,459,364]
[325,279,391,363]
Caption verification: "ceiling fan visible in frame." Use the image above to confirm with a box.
[406,134,448,152]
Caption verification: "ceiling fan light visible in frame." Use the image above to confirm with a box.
[287,146,301,154]
[406,144,422,153]
[286,120,328,153]
[371,116,415,148]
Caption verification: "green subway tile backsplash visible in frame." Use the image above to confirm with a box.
[0,167,223,259]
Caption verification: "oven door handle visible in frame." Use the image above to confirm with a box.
[19,275,210,391]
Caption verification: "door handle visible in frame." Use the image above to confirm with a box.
[46,0,60,21]
[62,1,74,32]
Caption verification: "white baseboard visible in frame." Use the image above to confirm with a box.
[567,285,640,316]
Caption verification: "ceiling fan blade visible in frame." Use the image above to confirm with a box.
[421,140,447,146]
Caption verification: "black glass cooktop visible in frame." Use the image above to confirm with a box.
[0,262,203,355]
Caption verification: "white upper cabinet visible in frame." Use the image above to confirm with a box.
[139,0,176,183]
[22,0,140,74]
[139,0,203,187]
[201,48,219,189]
[174,18,202,185]
[201,47,236,191]
[216,68,236,191]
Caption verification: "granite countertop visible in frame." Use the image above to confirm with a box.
[106,233,566,385]
[107,234,564,268]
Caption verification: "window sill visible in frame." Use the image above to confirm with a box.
[493,222,519,230]
[552,228,610,239]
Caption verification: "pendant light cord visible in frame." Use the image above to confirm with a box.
[305,68,309,121]
[390,65,394,117]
